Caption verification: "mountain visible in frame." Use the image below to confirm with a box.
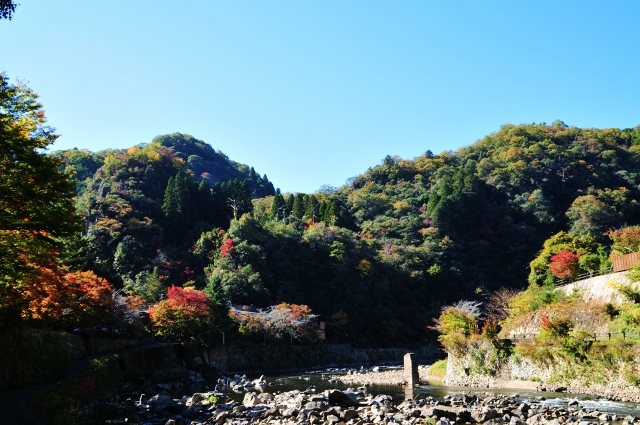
[52,122,640,346]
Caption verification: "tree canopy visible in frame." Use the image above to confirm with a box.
[0,73,80,301]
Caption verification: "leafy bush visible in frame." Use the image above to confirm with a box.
[426,359,447,379]
[431,301,481,353]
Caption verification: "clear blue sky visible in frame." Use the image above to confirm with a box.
[2,1,640,193]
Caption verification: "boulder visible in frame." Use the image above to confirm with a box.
[243,392,259,407]
[329,389,361,407]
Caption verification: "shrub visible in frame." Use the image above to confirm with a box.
[426,359,447,379]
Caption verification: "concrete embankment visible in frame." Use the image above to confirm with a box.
[201,344,441,374]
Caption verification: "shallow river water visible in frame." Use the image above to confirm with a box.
[207,367,640,418]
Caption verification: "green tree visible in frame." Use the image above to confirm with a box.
[0,0,17,20]
[292,193,305,219]
[0,73,81,303]
[270,193,286,221]
[304,194,320,222]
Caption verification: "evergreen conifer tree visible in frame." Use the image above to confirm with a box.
[292,193,305,219]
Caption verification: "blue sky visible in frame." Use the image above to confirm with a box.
[2,1,640,193]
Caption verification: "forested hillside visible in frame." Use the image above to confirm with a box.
[5,72,640,347]
[44,120,640,346]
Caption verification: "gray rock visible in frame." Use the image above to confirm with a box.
[342,409,360,421]
[305,401,329,411]
[430,406,469,423]
[470,407,499,423]
[329,389,361,407]
[263,407,281,417]
[214,411,229,423]
[257,392,274,403]
[509,417,525,425]
[243,392,258,407]
[326,414,341,424]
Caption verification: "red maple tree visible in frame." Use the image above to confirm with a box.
[549,250,580,279]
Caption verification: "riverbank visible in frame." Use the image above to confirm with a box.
[334,366,438,386]
[333,366,541,392]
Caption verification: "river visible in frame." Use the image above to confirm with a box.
[198,366,640,418]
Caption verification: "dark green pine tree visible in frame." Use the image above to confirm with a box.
[270,193,286,220]
[292,193,305,219]
[285,194,295,213]
[319,201,328,223]
[197,179,214,224]
[162,175,179,220]
[304,194,319,222]
[162,172,198,244]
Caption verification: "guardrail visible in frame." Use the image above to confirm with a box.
[505,331,640,342]
[554,267,614,287]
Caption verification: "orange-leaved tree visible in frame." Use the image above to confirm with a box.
[0,74,80,322]
[149,285,213,340]
[21,267,113,328]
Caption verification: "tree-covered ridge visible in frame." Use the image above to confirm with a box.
[52,133,276,198]
[49,134,275,286]
[42,119,640,347]
[333,122,640,293]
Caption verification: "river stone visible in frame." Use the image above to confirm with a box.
[257,392,274,403]
[243,392,258,407]
[263,407,281,417]
[329,389,360,407]
[325,414,340,424]
[214,411,229,423]
[470,406,499,422]
[509,417,525,425]
[427,405,469,422]
[148,392,172,406]
[305,401,329,411]
[342,409,360,421]
[183,406,203,419]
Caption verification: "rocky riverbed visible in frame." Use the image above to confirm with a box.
[78,384,640,425]
[72,370,640,425]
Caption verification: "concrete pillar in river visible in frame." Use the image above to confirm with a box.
[404,352,419,387]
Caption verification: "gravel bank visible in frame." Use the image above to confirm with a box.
[333,366,438,386]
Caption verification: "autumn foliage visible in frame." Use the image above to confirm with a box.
[21,267,113,327]
[231,302,318,342]
[549,250,581,279]
[220,238,235,258]
[149,285,212,340]
[608,226,640,257]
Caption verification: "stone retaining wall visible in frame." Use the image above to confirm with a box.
[201,344,441,373]
[0,328,143,392]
